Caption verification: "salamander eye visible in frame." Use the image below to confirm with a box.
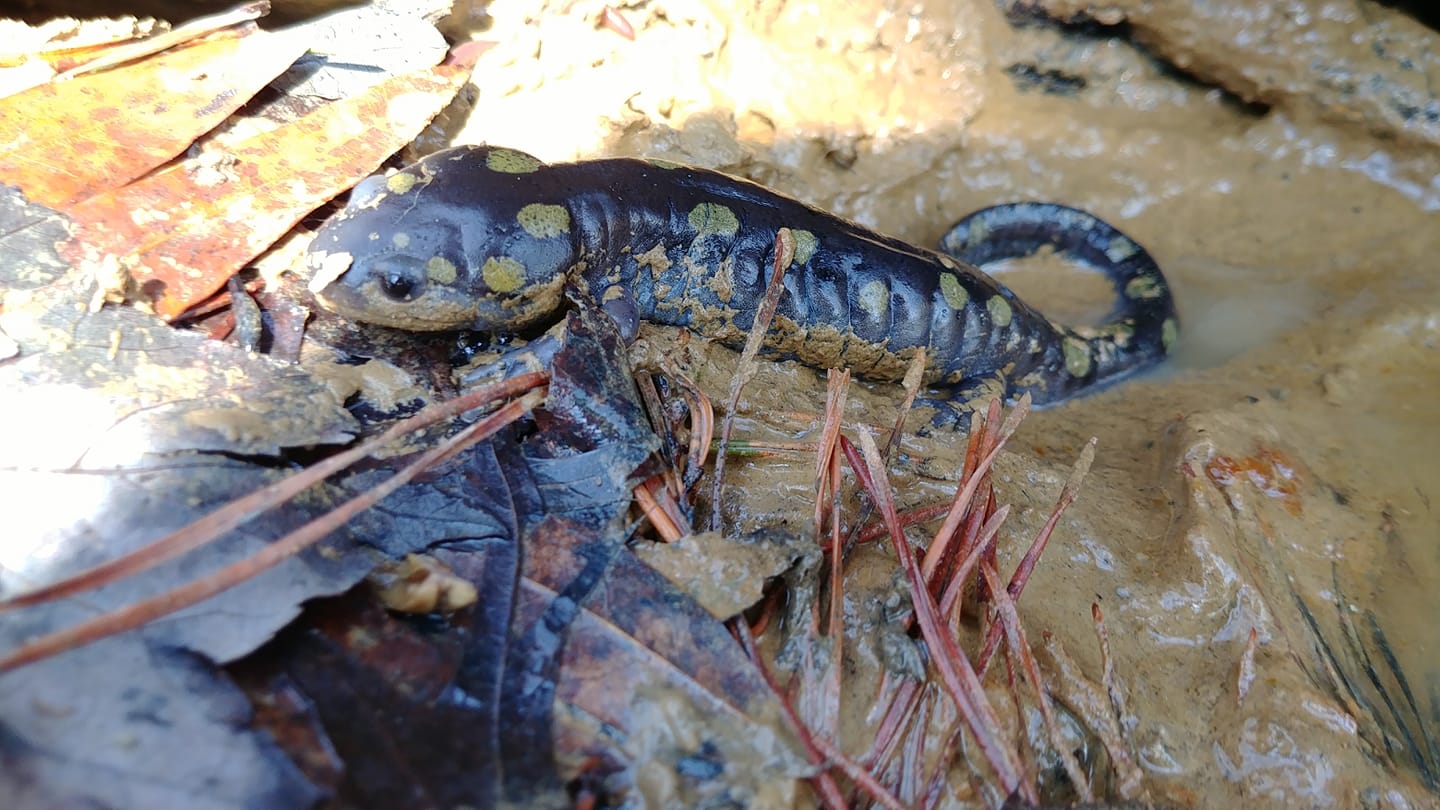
[381,271,417,301]
[366,255,427,302]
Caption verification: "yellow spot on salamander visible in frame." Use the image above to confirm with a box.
[516,203,570,238]
[963,217,990,246]
[486,149,541,174]
[481,256,526,293]
[790,228,817,265]
[1105,320,1137,344]
[1106,236,1137,263]
[688,202,739,238]
[937,254,962,271]
[426,256,457,284]
[858,279,888,319]
[939,273,969,310]
[986,296,1012,327]
[1162,318,1179,353]
[386,173,417,194]
[1063,337,1092,377]
[391,232,411,249]
[646,158,683,170]
[1125,275,1164,299]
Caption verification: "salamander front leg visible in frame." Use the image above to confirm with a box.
[915,372,1007,434]
[460,325,563,387]
[458,286,641,387]
[598,285,641,343]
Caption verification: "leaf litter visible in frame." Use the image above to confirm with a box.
[0,7,1161,807]
[0,190,367,806]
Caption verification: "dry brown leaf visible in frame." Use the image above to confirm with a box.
[60,62,471,319]
[0,25,305,208]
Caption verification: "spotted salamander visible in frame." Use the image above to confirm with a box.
[308,145,1176,409]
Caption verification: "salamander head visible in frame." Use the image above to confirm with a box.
[308,146,575,332]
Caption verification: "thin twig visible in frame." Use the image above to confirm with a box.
[880,348,927,463]
[859,675,921,769]
[656,362,714,485]
[977,437,1095,675]
[852,501,952,545]
[633,370,680,481]
[982,560,1094,802]
[936,504,1010,622]
[815,370,849,742]
[807,732,909,810]
[1093,603,1125,723]
[813,369,850,547]
[710,228,796,531]
[853,428,1029,800]
[633,475,686,542]
[1043,622,1148,800]
[0,372,548,611]
[897,687,934,803]
[0,389,544,673]
[832,351,928,564]
[731,618,890,810]
[920,716,969,810]
[920,395,1030,582]
[58,1,272,79]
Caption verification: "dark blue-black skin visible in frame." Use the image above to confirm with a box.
[309,145,1177,407]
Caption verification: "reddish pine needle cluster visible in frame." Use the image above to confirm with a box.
[650,231,1141,806]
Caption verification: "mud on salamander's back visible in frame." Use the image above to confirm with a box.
[308,144,1178,408]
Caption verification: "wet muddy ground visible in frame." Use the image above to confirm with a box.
[440,0,1440,805]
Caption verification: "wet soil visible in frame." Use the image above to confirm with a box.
[443,0,1440,805]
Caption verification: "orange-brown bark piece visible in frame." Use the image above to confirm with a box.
[61,63,471,320]
[0,26,306,209]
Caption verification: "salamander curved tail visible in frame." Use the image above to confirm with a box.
[939,202,1179,404]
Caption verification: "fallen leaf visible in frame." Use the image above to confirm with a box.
[0,445,377,808]
[0,312,359,467]
[0,15,163,98]
[0,186,71,315]
[0,183,358,469]
[234,422,554,807]
[0,24,307,208]
[0,178,371,808]
[60,60,471,320]
[518,517,812,808]
[634,529,806,619]
[0,640,323,809]
[235,586,519,808]
[227,303,807,805]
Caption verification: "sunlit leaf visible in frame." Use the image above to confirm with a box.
[59,62,470,320]
[0,26,306,208]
